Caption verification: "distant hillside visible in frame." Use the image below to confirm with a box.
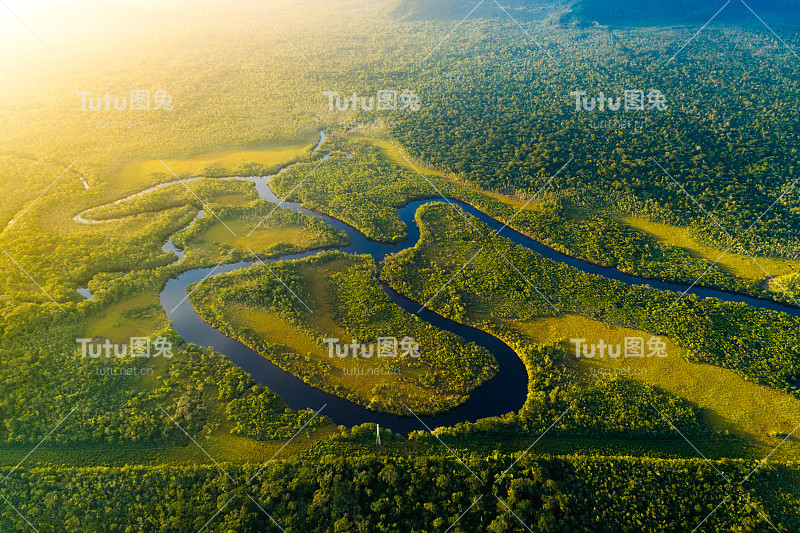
[569,0,800,26]
[390,0,800,25]
[389,0,563,21]
[390,0,475,20]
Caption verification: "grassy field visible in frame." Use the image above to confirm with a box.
[197,220,319,251]
[116,140,316,190]
[228,302,433,402]
[511,314,800,458]
[83,291,168,344]
[622,216,798,280]
[348,134,537,211]
[212,192,250,206]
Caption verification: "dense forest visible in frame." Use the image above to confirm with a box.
[2,453,798,532]
[387,22,800,259]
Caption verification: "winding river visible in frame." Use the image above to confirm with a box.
[79,131,800,433]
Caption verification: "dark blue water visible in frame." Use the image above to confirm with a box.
[159,132,800,432]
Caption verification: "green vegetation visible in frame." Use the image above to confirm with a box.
[383,203,800,392]
[169,346,330,442]
[430,333,705,441]
[188,251,497,414]
[770,271,800,300]
[381,203,800,452]
[351,133,536,211]
[271,132,433,242]
[622,216,798,280]
[2,1,800,530]
[273,130,795,304]
[519,314,800,450]
[78,178,259,222]
[171,197,349,264]
[2,453,798,532]
[389,20,800,262]
[0,150,345,454]
[0,308,329,448]
[83,292,168,343]
[116,140,316,189]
